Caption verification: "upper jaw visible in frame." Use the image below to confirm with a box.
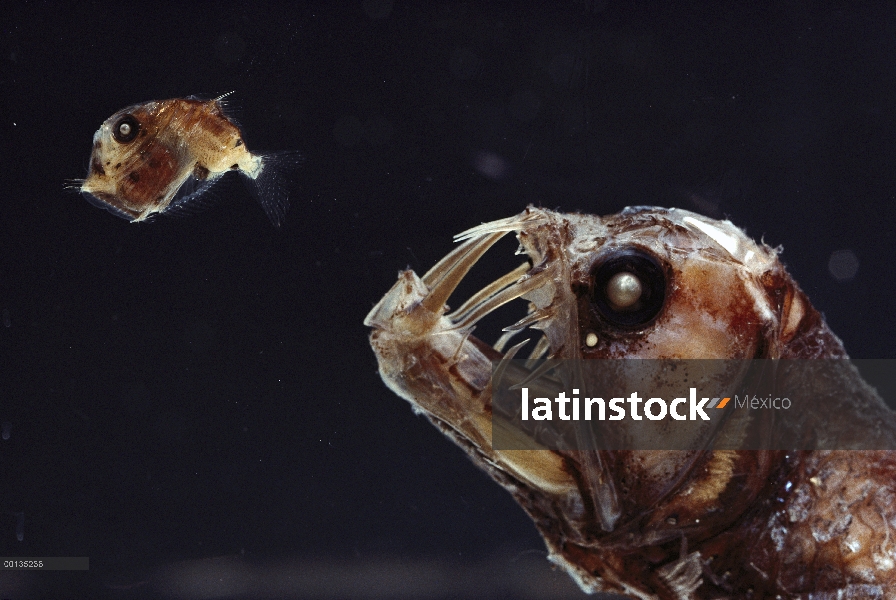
[364,207,573,364]
[364,206,583,488]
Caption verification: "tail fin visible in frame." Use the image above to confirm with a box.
[242,151,304,228]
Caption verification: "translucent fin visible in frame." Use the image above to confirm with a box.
[213,92,244,126]
[185,92,243,125]
[170,173,220,205]
[80,191,134,221]
[162,173,224,218]
[242,151,304,228]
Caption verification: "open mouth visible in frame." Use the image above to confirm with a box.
[365,208,562,361]
[365,209,645,594]
[364,207,621,530]
[368,207,768,541]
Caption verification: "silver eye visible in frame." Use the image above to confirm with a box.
[112,114,140,143]
[606,271,643,310]
[590,249,666,328]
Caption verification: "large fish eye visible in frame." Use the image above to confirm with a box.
[111,114,140,143]
[589,249,666,328]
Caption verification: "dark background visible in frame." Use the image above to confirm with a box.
[1,2,895,598]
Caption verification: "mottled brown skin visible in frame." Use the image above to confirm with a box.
[80,98,257,221]
[366,207,896,599]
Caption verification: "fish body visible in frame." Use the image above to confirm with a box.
[365,207,896,598]
[78,96,297,226]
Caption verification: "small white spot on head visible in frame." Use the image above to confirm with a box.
[828,249,859,281]
[585,332,598,347]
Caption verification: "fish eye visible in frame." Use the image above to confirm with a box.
[589,249,666,328]
[112,114,140,143]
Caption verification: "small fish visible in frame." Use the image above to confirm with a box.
[73,94,299,226]
[366,207,896,598]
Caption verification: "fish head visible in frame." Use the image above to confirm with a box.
[80,101,185,221]
[365,206,835,596]
[511,206,787,361]
[373,206,795,369]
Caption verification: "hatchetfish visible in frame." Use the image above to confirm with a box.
[75,94,300,227]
